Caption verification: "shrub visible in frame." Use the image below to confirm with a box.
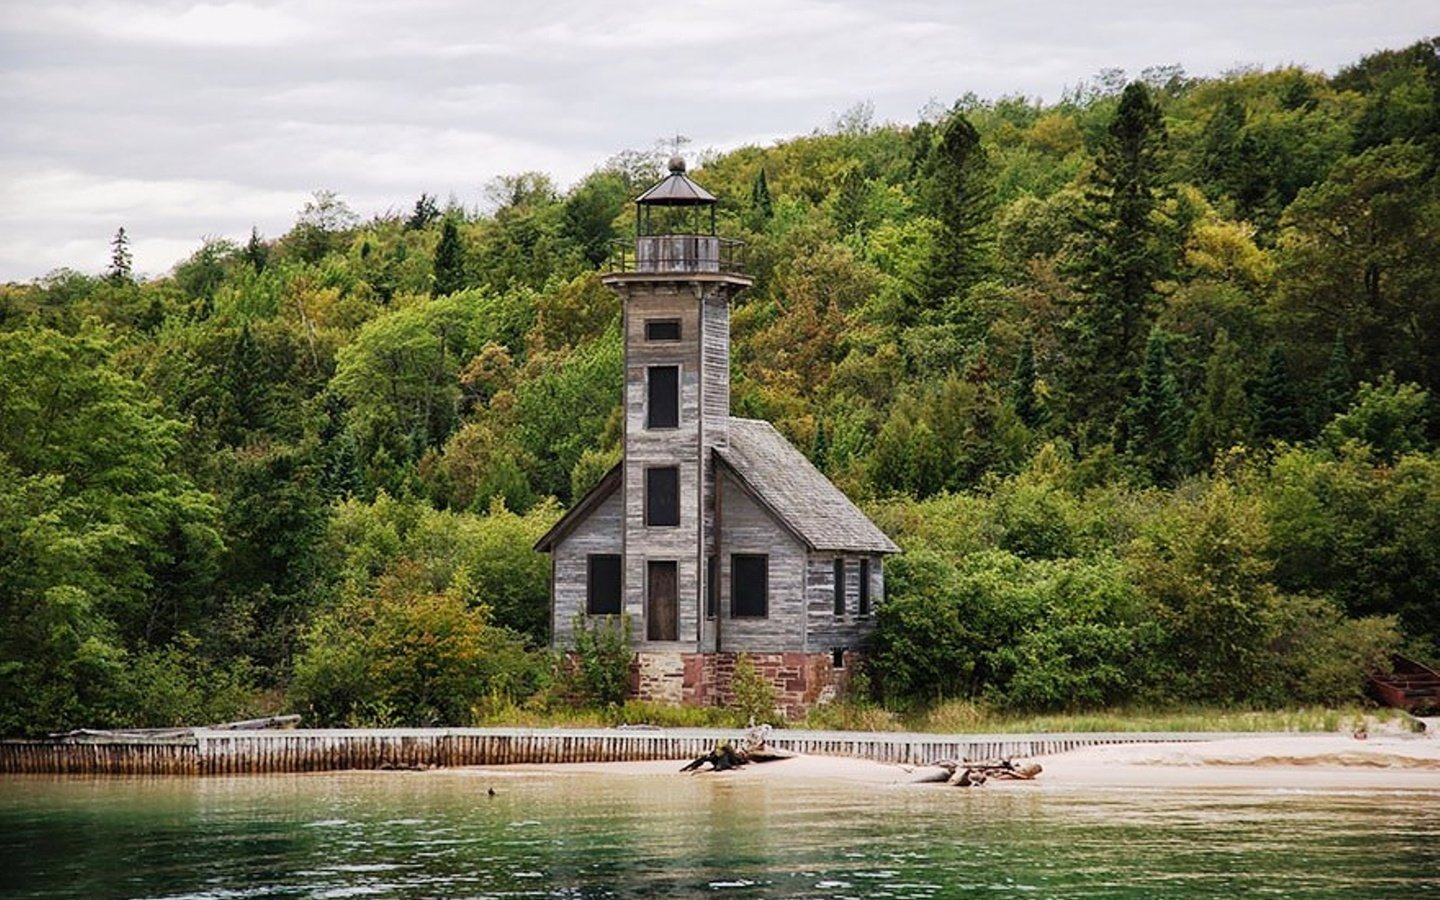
[569,613,632,707]
[113,639,259,728]
[290,561,545,726]
[731,653,779,723]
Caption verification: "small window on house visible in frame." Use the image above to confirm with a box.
[647,365,679,429]
[645,466,680,527]
[645,319,681,341]
[706,555,718,619]
[587,554,621,615]
[858,558,871,616]
[833,558,846,615]
[832,648,846,669]
[732,554,768,618]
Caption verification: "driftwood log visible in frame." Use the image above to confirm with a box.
[681,725,795,772]
[911,758,1043,787]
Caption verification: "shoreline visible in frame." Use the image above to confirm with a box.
[488,732,1440,792]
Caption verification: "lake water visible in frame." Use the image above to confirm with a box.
[2,769,1437,898]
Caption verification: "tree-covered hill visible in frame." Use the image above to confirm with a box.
[3,40,1439,732]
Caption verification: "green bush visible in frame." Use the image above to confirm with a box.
[871,548,1159,710]
[731,653,779,723]
[290,561,545,726]
[568,614,632,707]
[113,638,259,728]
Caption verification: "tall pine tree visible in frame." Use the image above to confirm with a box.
[1319,331,1354,425]
[1068,81,1174,428]
[924,111,994,307]
[1253,345,1306,442]
[1121,328,1186,484]
[1010,337,1043,428]
[432,216,466,297]
[1185,328,1252,468]
[108,227,133,284]
[750,168,773,221]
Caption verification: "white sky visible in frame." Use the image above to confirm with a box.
[0,0,1434,282]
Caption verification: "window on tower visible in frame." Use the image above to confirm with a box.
[645,319,681,341]
[647,365,679,429]
[646,466,680,526]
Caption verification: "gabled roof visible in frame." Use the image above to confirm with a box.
[718,417,899,554]
[531,420,899,556]
[532,463,621,552]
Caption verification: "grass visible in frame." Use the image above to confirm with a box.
[472,696,1412,735]
[472,698,748,730]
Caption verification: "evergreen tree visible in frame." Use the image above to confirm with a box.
[1252,346,1306,443]
[432,216,466,297]
[407,192,440,231]
[750,167,773,221]
[1121,328,1186,483]
[323,430,364,500]
[1009,337,1043,428]
[925,112,994,306]
[811,415,830,471]
[1197,95,1245,194]
[1068,81,1174,425]
[108,227,133,284]
[1185,328,1252,468]
[1319,331,1354,424]
[217,322,272,446]
[243,226,268,274]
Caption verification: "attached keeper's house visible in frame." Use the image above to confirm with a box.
[534,157,898,717]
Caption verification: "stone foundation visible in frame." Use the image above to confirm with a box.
[634,650,861,720]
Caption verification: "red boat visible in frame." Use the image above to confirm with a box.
[1369,655,1440,715]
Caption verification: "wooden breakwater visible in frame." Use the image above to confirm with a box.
[0,727,1291,776]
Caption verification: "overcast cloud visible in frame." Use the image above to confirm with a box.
[0,0,1433,282]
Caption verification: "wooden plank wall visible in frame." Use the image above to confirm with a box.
[0,728,1262,775]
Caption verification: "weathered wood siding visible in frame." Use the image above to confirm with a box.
[622,282,705,650]
[716,468,807,652]
[551,487,624,647]
[701,292,729,449]
[804,553,884,653]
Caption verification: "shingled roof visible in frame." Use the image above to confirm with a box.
[717,417,899,554]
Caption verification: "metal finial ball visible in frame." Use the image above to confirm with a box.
[667,155,686,174]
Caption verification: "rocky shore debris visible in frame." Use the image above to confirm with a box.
[910,757,1043,787]
[681,724,795,772]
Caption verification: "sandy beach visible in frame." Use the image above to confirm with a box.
[491,730,1440,791]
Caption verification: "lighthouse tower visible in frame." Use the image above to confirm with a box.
[602,156,751,650]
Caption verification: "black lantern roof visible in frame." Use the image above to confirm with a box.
[635,155,716,206]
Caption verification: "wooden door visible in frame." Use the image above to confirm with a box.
[647,561,678,641]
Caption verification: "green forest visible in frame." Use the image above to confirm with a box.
[3,40,1439,735]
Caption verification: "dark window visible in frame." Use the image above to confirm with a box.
[859,558,871,616]
[647,365,679,428]
[587,554,621,615]
[706,555,718,619]
[832,648,846,669]
[645,466,680,526]
[645,319,681,341]
[833,558,846,615]
[732,554,768,618]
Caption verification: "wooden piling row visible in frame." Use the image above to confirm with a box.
[0,728,1253,776]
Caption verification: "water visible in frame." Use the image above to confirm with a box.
[2,770,1437,898]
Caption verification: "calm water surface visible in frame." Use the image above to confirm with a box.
[2,769,1437,898]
